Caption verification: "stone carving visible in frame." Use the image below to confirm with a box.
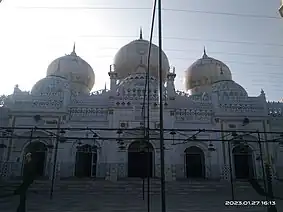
[32,100,63,109]
[175,108,213,122]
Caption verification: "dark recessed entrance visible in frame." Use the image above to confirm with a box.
[185,146,205,178]
[233,145,254,179]
[128,141,154,178]
[24,142,47,177]
[75,144,97,178]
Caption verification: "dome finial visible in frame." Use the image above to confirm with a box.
[73,42,76,52]
[203,46,208,58]
[139,27,143,39]
[71,42,77,56]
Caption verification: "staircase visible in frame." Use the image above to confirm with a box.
[0,178,282,212]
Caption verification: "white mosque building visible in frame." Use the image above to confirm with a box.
[0,31,283,181]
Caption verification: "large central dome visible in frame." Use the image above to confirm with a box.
[113,30,170,81]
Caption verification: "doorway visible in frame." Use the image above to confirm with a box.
[75,144,97,178]
[185,146,205,178]
[128,141,154,178]
[233,144,254,179]
[23,142,47,177]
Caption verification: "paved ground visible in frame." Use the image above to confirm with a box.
[0,179,282,212]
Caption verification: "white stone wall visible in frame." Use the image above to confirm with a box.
[1,78,283,182]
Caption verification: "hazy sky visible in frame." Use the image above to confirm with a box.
[0,0,282,100]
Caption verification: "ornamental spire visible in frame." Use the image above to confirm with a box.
[71,42,77,56]
[139,27,143,39]
[202,46,208,58]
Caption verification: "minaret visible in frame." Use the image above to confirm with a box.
[166,67,176,98]
[108,65,118,91]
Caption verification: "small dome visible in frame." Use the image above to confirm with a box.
[46,45,95,92]
[113,29,170,81]
[184,49,232,93]
[31,75,70,95]
[212,80,248,97]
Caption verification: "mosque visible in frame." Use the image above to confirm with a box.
[0,30,283,181]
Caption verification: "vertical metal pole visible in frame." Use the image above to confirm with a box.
[220,121,226,165]
[50,117,61,200]
[157,0,166,211]
[257,131,267,201]
[265,163,277,212]
[147,143,150,212]
[227,139,235,200]
[143,178,145,200]
[6,116,15,161]
[146,21,151,212]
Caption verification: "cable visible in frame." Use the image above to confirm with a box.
[94,54,283,68]
[73,35,283,48]
[171,57,283,68]
[95,47,283,60]
[1,126,283,134]
[0,135,282,143]
[13,6,281,20]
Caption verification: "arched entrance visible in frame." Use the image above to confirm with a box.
[233,144,254,179]
[75,144,97,178]
[23,141,47,177]
[185,146,205,178]
[128,141,154,178]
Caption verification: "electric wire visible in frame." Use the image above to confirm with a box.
[0,135,282,143]
[1,126,283,134]
[93,54,283,68]
[90,47,283,60]
[12,6,282,20]
[70,35,283,48]
[2,35,283,67]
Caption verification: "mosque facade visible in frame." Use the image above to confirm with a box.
[0,31,283,181]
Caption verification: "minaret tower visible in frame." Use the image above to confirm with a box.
[108,65,118,91]
[166,67,176,98]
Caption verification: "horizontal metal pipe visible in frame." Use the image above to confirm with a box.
[0,126,282,134]
[0,135,280,143]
